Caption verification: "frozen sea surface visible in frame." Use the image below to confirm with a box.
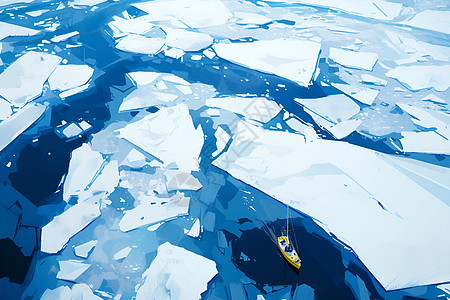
[0,0,449,299]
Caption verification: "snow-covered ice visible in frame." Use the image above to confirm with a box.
[329,48,378,71]
[400,10,450,35]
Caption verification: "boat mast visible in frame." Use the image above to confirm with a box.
[286,204,289,239]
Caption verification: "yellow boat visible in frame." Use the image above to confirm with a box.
[277,204,301,269]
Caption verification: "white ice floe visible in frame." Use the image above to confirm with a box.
[107,17,157,38]
[234,11,272,25]
[400,131,450,155]
[360,74,387,86]
[116,34,165,55]
[214,38,321,87]
[63,143,104,202]
[164,47,185,59]
[25,9,49,17]
[212,126,231,157]
[214,121,450,290]
[133,0,232,29]
[0,21,39,41]
[120,148,148,168]
[0,103,46,153]
[206,96,281,123]
[119,192,190,232]
[399,10,450,35]
[331,83,379,105]
[118,104,204,172]
[41,284,101,300]
[165,170,203,191]
[422,94,447,105]
[136,242,217,300]
[57,122,89,139]
[329,48,378,71]
[278,0,402,21]
[74,240,97,259]
[50,31,79,43]
[386,65,450,92]
[41,286,72,300]
[187,219,201,238]
[59,83,91,99]
[127,71,161,86]
[70,0,107,7]
[328,119,362,139]
[164,28,213,52]
[41,194,102,254]
[113,246,132,261]
[57,260,91,282]
[295,94,360,125]
[48,64,94,92]
[0,51,61,105]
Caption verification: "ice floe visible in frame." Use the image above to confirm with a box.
[136,242,217,300]
[212,126,231,157]
[214,120,450,290]
[331,83,379,105]
[50,31,79,43]
[113,246,132,261]
[41,194,102,254]
[0,51,61,106]
[400,131,450,155]
[329,48,378,71]
[164,28,213,52]
[234,11,272,25]
[400,10,450,35]
[119,192,190,232]
[214,38,321,87]
[206,96,281,123]
[164,170,202,191]
[117,104,204,172]
[56,260,91,282]
[0,21,39,41]
[74,240,97,259]
[48,64,94,92]
[133,0,232,29]
[386,65,450,92]
[360,74,387,86]
[187,219,201,238]
[116,34,165,55]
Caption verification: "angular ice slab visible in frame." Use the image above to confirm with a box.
[206,96,281,123]
[74,240,97,259]
[119,192,190,232]
[386,65,450,92]
[136,242,217,300]
[187,219,201,238]
[234,11,272,26]
[400,131,450,155]
[0,103,46,153]
[400,10,450,35]
[41,194,102,254]
[0,51,61,106]
[118,104,203,172]
[214,121,450,290]
[164,28,213,52]
[56,260,91,282]
[48,64,94,92]
[0,21,39,41]
[329,48,378,71]
[331,83,379,105]
[214,38,321,87]
[165,170,202,191]
[116,34,165,55]
[133,0,232,29]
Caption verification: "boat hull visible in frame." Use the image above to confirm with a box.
[278,236,301,269]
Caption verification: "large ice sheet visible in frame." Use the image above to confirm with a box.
[400,131,450,155]
[0,103,46,153]
[41,194,102,254]
[48,64,94,92]
[0,21,39,41]
[213,121,450,290]
[133,0,232,29]
[117,104,204,172]
[400,10,450,35]
[206,96,281,123]
[329,48,378,71]
[214,38,321,87]
[119,192,190,232]
[136,242,217,300]
[386,65,450,92]
[0,51,62,105]
[164,28,213,52]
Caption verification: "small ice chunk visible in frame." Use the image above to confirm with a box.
[331,83,379,105]
[116,34,165,55]
[400,131,450,155]
[119,192,190,232]
[148,222,163,231]
[70,0,107,7]
[165,170,202,191]
[205,108,220,117]
[156,80,167,90]
[360,74,387,86]
[50,31,79,43]
[214,38,321,87]
[25,9,49,17]
[74,240,97,258]
[0,103,46,153]
[234,11,272,25]
[41,286,72,300]
[113,246,132,261]
[422,94,447,105]
[328,119,362,139]
[206,96,281,123]
[164,28,213,52]
[136,242,218,300]
[203,48,216,59]
[174,85,192,95]
[127,71,161,86]
[71,284,102,300]
[120,148,148,168]
[386,65,450,92]
[48,64,94,92]
[41,195,102,253]
[133,0,232,29]
[59,122,83,138]
[164,47,185,59]
[329,48,378,71]
[0,21,40,41]
[0,51,62,105]
[59,83,90,99]
[212,126,231,157]
[295,94,360,124]
[118,104,204,172]
[187,219,201,238]
[107,17,156,37]
[400,10,450,35]
[56,260,91,282]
